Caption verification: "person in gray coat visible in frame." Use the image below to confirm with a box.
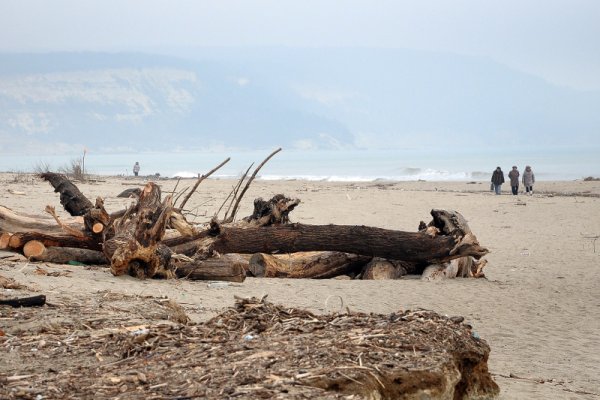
[508,166,520,195]
[522,165,535,195]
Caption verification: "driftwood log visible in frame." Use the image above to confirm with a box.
[0,162,490,281]
[6,231,100,251]
[0,294,46,307]
[195,217,488,264]
[23,240,108,265]
[249,251,371,278]
[175,255,246,282]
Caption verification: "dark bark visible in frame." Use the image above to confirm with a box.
[174,257,246,282]
[103,183,192,279]
[203,218,488,264]
[0,294,46,307]
[41,172,94,216]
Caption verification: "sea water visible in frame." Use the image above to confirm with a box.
[1,146,598,182]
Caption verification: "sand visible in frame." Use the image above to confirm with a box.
[1,172,599,399]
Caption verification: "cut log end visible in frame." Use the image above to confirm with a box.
[23,240,46,258]
[8,234,24,250]
[0,232,12,250]
[92,222,104,234]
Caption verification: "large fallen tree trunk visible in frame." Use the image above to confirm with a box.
[188,213,488,265]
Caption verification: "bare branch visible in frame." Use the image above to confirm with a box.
[178,157,231,209]
[226,148,282,222]
[223,163,253,221]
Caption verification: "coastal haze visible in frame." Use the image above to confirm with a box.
[0,1,599,179]
[1,49,599,156]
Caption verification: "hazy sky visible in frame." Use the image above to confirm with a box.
[1,0,599,91]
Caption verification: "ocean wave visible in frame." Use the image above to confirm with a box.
[258,170,478,182]
[171,171,198,178]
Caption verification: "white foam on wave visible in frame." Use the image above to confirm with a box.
[171,171,197,178]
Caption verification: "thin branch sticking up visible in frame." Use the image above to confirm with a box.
[226,148,282,223]
[178,157,231,209]
[223,164,253,221]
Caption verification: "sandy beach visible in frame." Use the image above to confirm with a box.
[1,173,599,399]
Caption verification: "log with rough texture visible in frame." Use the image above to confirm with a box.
[193,212,488,264]
[23,240,108,265]
[174,257,246,282]
[249,251,370,278]
[103,182,194,279]
[242,194,301,226]
[7,231,100,251]
[40,172,94,216]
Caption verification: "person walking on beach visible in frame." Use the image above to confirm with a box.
[522,165,535,195]
[491,167,505,195]
[508,166,520,195]
[133,161,140,177]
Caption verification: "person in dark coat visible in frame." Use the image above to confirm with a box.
[491,167,505,195]
[508,166,520,195]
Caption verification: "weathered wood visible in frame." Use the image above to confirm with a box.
[243,194,301,226]
[7,231,100,251]
[23,240,108,265]
[0,205,81,234]
[198,217,488,264]
[174,258,246,282]
[178,157,230,209]
[83,197,110,238]
[103,182,193,279]
[422,257,489,280]
[249,251,370,278]
[41,172,94,216]
[361,258,406,280]
[0,294,46,307]
[226,147,282,222]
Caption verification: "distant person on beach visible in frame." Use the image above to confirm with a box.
[491,167,505,195]
[508,166,520,195]
[522,165,535,195]
[133,161,140,177]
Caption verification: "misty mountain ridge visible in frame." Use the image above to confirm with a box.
[0,48,598,155]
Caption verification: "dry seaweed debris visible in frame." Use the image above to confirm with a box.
[1,296,499,399]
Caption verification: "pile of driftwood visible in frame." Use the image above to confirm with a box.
[0,151,489,282]
[0,295,500,399]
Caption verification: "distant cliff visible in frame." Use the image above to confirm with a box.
[0,48,598,154]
